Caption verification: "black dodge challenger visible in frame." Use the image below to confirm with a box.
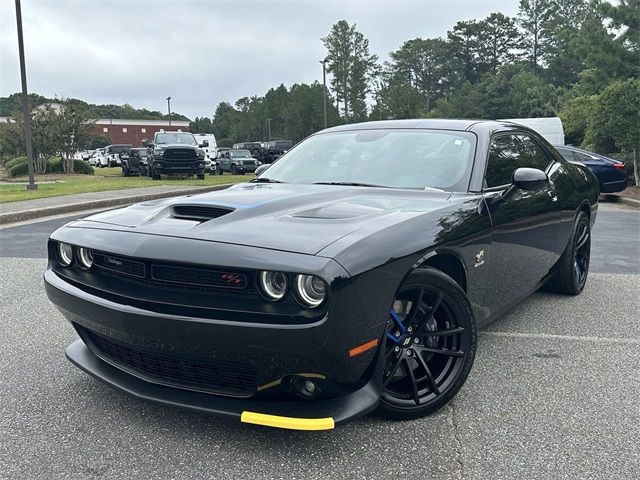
[45,120,598,431]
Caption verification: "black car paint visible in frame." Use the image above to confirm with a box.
[121,148,148,175]
[150,133,205,178]
[44,119,598,426]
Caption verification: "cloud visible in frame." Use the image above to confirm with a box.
[1,0,519,120]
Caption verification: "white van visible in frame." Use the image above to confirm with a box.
[501,117,565,145]
[192,133,218,174]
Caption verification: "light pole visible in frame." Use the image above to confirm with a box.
[15,0,36,190]
[266,118,272,141]
[166,97,172,127]
[319,58,328,129]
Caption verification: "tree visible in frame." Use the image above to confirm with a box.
[56,99,94,173]
[476,13,521,75]
[600,0,640,52]
[517,0,555,69]
[88,134,112,150]
[389,38,454,111]
[211,102,238,140]
[584,78,640,184]
[322,20,378,120]
[447,20,483,84]
[189,117,214,134]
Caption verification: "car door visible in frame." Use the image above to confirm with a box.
[482,133,563,315]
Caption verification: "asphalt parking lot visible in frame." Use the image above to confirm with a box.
[1,201,638,480]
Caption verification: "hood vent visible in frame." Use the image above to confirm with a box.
[170,204,234,222]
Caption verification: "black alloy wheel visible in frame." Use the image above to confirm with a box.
[545,211,591,295]
[378,268,477,420]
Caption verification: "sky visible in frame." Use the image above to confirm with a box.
[0,0,520,120]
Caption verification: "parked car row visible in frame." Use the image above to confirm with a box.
[232,139,293,164]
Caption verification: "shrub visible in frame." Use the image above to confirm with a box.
[46,157,94,175]
[4,156,27,170]
[9,161,28,177]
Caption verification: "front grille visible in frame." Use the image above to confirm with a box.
[81,327,257,397]
[163,148,196,160]
[93,253,145,278]
[170,204,234,221]
[151,265,247,289]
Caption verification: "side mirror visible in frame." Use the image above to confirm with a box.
[512,167,548,190]
[200,141,209,148]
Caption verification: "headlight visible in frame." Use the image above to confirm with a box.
[196,149,205,158]
[57,242,73,267]
[295,274,326,308]
[259,271,287,301]
[77,247,93,269]
[153,147,165,155]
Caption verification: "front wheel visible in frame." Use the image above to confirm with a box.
[197,173,205,180]
[230,165,239,175]
[377,268,477,420]
[545,211,591,295]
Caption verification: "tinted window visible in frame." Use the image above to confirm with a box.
[262,129,476,191]
[555,148,575,162]
[485,134,551,188]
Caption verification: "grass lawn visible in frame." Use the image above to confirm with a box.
[0,168,252,203]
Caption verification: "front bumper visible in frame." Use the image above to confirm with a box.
[44,234,387,428]
[65,338,381,429]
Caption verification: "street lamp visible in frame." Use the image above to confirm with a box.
[15,0,37,191]
[319,58,328,129]
[166,97,172,127]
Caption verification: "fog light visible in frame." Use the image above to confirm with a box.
[77,247,93,270]
[57,242,73,267]
[259,271,288,301]
[304,379,316,393]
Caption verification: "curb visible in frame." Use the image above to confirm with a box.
[617,196,640,209]
[601,194,640,209]
[0,184,233,225]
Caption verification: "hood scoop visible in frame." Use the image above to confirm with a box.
[170,204,234,222]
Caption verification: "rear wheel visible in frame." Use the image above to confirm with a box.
[139,164,147,177]
[151,167,160,180]
[122,164,130,177]
[378,268,477,420]
[545,211,591,295]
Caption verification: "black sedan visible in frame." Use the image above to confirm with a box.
[45,120,598,431]
[555,145,628,193]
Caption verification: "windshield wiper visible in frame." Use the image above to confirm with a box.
[313,181,385,188]
[250,177,284,183]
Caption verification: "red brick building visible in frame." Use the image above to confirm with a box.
[91,119,190,147]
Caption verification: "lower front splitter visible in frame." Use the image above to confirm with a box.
[65,339,381,430]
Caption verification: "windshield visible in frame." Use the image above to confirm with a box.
[230,150,252,158]
[261,129,476,191]
[155,133,197,145]
[108,145,132,154]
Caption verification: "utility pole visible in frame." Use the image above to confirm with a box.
[267,118,272,141]
[15,0,37,190]
[319,58,328,129]
[166,97,172,127]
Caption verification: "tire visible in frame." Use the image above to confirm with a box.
[139,165,147,177]
[545,211,591,295]
[377,267,477,420]
[217,166,223,175]
[122,165,130,177]
[151,167,160,181]
[197,173,205,180]
[231,165,238,175]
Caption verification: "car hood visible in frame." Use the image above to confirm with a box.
[69,183,454,255]
[156,143,198,149]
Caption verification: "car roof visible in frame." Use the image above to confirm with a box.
[320,118,524,134]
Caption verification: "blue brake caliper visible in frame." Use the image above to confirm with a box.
[387,309,406,344]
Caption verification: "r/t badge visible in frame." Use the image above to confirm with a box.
[474,250,485,268]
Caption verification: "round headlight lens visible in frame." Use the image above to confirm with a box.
[295,274,326,308]
[77,247,93,269]
[57,242,73,267]
[259,271,288,301]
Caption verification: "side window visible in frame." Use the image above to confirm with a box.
[485,134,551,188]
[556,148,575,162]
